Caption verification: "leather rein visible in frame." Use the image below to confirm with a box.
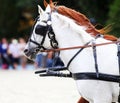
[40,40,120,52]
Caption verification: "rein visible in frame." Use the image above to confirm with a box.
[40,40,120,52]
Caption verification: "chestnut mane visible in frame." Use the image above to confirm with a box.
[49,1,117,41]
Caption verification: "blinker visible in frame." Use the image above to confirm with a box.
[35,25,48,36]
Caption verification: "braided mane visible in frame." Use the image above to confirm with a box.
[49,1,117,41]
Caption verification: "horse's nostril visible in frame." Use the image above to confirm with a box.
[24,49,29,54]
[35,48,39,52]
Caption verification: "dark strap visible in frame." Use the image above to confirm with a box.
[29,39,41,46]
[67,41,91,68]
[117,42,120,103]
[92,41,99,78]
[35,67,68,74]
[117,43,120,74]
[39,70,71,77]
[67,35,101,71]
[52,52,60,67]
[72,72,120,83]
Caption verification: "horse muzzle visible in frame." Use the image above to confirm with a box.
[24,49,37,60]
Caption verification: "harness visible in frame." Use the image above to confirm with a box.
[30,13,120,102]
[35,35,120,102]
[35,29,120,83]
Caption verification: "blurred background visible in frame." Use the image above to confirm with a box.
[0,0,120,70]
[0,0,120,38]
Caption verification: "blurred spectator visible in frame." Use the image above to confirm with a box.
[54,57,64,67]
[52,52,64,67]
[34,52,47,68]
[8,39,20,69]
[0,38,10,69]
[18,38,27,69]
[35,51,64,68]
[46,51,54,67]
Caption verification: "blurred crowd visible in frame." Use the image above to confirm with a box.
[0,37,27,69]
[34,51,64,69]
[0,37,64,70]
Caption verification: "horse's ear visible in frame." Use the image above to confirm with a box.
[44,0,48,7]
[45,5,51,13]
[38,5,44,14]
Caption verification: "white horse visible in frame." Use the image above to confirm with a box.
[24,1,120,103]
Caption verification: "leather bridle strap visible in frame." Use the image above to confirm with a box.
[67,40,91,69]
[29,38,47,50]
[29,39,41,46]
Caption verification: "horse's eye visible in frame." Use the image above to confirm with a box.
[35,25,48,36]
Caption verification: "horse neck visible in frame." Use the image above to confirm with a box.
[51,13,94,48]
[51,13,95,68]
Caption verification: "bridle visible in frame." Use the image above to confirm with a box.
[29,12,59,53]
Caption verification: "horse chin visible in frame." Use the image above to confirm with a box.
[29,54,36,61]
[24,52,36,61]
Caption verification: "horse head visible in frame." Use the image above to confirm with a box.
[24,4,57,60]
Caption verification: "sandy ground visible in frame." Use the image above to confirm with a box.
[0,69,80,103]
